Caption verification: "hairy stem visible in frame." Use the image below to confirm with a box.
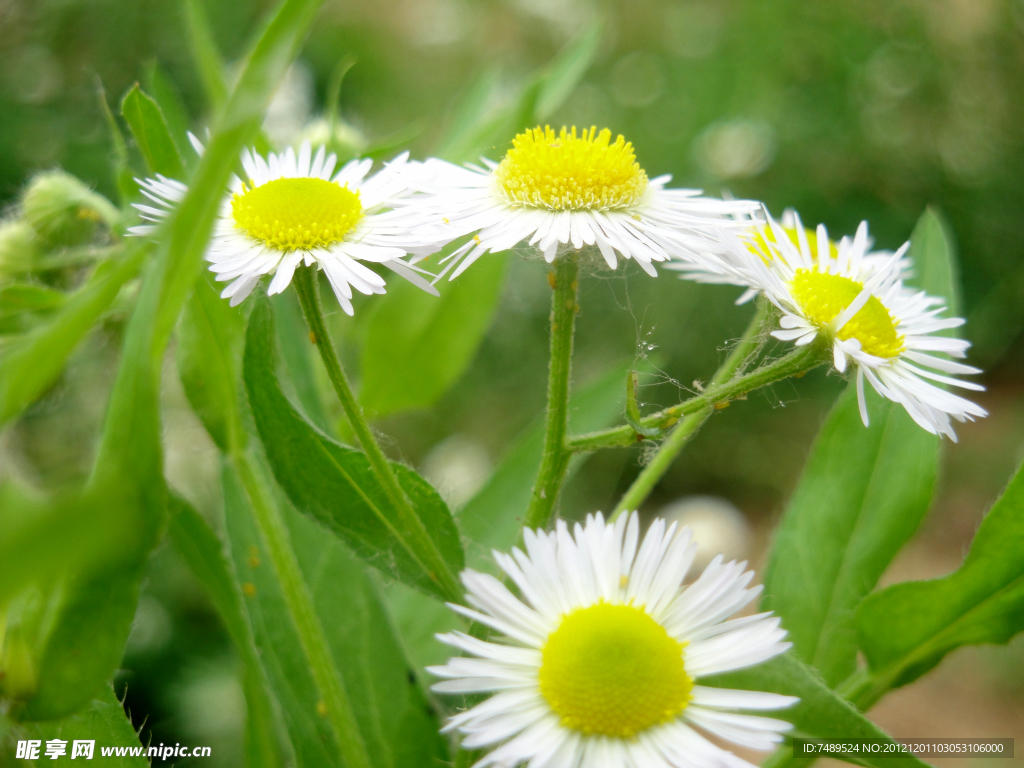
[523,253,581,531]
[610,317,824,518]
[292,266,462,602]
[232,448,372,768]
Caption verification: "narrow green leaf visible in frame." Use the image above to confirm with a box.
[120,84,185,179]
[96,79,137,205]
[168,494,282,768]
[183,0,229,111]
[436,67,502,161]
[177,271,246,453]
[360,252,508,418]
[0,246,147,428]
[5,685,148,766]
[535,20,603,120]
[244,298,465,598]
[703,653,933,768]
[0,284,64,314]
[857,461,1024,690]
[762,383,938,687]
[223,464,449,768]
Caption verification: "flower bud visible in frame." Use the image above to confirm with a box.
[295,117,368,165]
[0,218,41,276]
[21,170,119,248]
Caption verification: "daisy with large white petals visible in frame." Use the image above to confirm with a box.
[407,126,760,281]
[130,140,453,313]
[717,210,986,440]
[667,208,913,305]
[429,512,797,768]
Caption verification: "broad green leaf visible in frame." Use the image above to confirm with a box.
[459,363,640,567]
[144,62,193,155]
[177,271,246,453]
[168,494,282,768]
[273,290,330,433]
[4,685,148,766]
[21,563,145,720]
[244,299,465,599]
[184,0,229,111]
[386,364,637,674]
[0,246,146,428]
[360,253,508,418]
[120,84,185,179]
[762,383,938,687]
[908,207,961,317]
[703,653,933,768]
[857,461,1024,691]
[223,464,448,768]
[535,20,603,120]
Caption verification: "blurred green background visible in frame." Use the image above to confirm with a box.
[1,0,1023,764]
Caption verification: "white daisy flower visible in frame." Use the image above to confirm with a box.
[667,208,912,305]
[720,210,986,440]
[407,126,759,281]
[130,139,452,313]
[429,512,797,768]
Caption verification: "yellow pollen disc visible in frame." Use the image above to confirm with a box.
[747,226,838,265]
[538,603,692,738]
[493,126,649,211]
[790,269,904,358]
[231,177,363,252]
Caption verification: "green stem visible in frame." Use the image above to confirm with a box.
[292,266,462,602]
[569,331,821,453]
[523,253,581,531]
[610,334,825,519]
[232,448,372,768]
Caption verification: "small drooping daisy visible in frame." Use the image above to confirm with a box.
[667,208,912,305]
[719,210,986,440]
[429,512,797,768]
[408,126,759,281]
[131,139,451,313]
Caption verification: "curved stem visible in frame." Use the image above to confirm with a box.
[232,448,372,768]
[610,340,826,519]
[292,266,463,602]
[523,253,580,531]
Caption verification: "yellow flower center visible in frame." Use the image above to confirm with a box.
[790,269,904,358]
[493,126,649,211]
[747,226,838,265]
[538,603,692,738]
[231,177,363,252]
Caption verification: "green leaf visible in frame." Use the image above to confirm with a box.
[534,20,603,120]
[223,464,448,768]
[0,246,147,428]
[360,252,508,418]
[177,271,247,453]
[703,653,933,768]
[168,494,283,768]
[26,0,327,723]
[184,0,229,111]
[857,461,1024,691]
[459,363,639,568]
[908,207,961,317]
[762,383,938,687]
[120,84,185,179]
[244,298,465,599]
[4,685,148,766]
[272,290,330,433]
[96,80,137,206]
[144,62,193,155]
[21,563,145,720]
